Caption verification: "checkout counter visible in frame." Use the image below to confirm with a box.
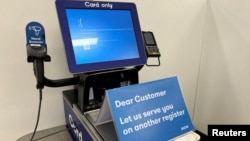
[21,0,201,140]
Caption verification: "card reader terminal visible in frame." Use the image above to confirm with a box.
[142,31,161,57]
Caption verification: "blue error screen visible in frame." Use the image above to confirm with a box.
[66,9,140,65]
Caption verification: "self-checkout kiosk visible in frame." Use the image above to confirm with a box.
[25,0,200,140]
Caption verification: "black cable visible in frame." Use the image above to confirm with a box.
[30,88,43,141]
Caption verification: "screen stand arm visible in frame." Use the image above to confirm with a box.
[28,55,80,89]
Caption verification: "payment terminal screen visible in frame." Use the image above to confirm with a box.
[66,9,140,65]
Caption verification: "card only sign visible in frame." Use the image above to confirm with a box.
[96,76,194,141]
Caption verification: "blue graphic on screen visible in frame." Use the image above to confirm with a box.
[66,9,140,65]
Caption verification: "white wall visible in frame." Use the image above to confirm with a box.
[136,0,207,120]
[0,0,206,140]
[194,0,250,135]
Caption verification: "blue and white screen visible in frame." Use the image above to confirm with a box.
[66,9,140,65]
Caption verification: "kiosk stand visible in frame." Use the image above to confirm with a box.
[62,74,201,141]
[23,0,200,141]
[74,67,141,113]
[63,67,142,141]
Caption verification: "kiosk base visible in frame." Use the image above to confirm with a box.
[64,90,120,141]
[63,90,105,141]
[63,90,200,141]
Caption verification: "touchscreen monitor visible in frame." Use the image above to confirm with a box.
[56,0,146,73]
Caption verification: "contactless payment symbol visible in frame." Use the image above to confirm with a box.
[25,21,46,47]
